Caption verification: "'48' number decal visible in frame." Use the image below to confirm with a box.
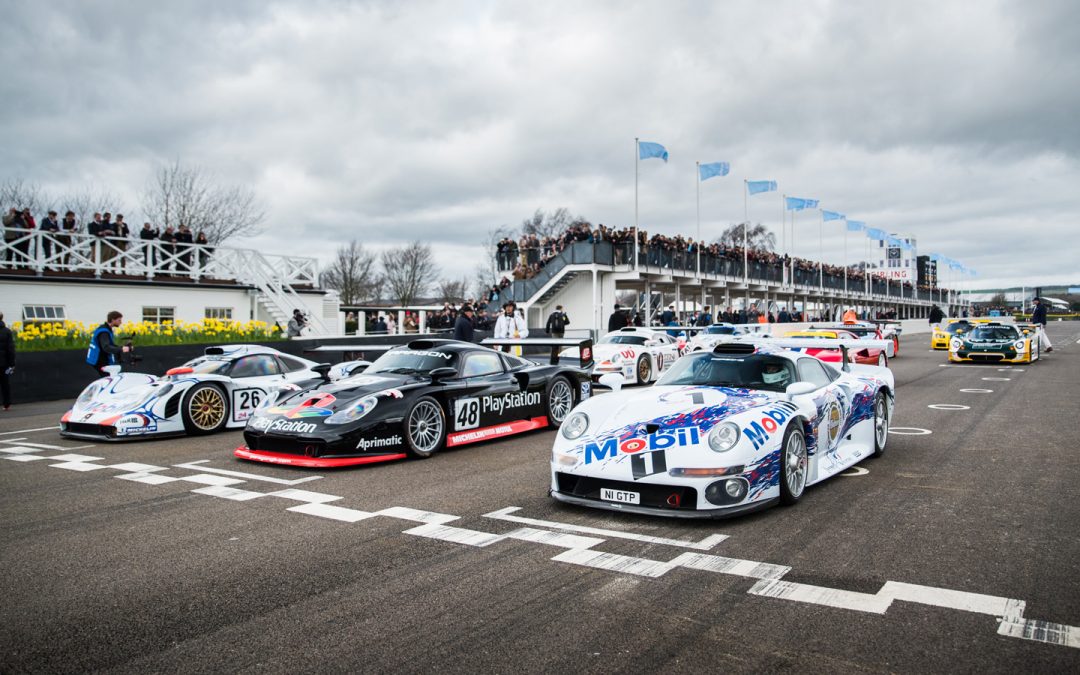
[455,397,480,430]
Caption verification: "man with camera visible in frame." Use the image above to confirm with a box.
[86,311,130,377]
[287,309,306,337]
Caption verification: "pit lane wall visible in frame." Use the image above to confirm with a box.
[10,333,484,405]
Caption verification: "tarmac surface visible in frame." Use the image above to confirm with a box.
[2,323,1079,673]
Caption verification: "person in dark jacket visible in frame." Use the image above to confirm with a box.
[1030,298,1052,353]
[928,305,944,328]
[607,304,628,332]
[0,311,14,410]
[453,305,476,342]
[86,311,129,377]
[39,210,60,265]
[545,305,569,338]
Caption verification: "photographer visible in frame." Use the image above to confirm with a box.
[287,309,306,337]
[0,312,14,410]
[86,311,130,377]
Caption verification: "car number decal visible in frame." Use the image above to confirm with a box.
[232,388,264,422]
[455,397,480,430]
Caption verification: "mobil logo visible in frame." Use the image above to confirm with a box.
[584,427,700,464]
[743,401,800,450]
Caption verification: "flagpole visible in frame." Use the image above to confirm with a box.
[781,195,787,286]
[634,138,639,270]
[843,222,848,295]
[696,162,701,275]
[790,202,796,288]
[743,180,748,283]
[818,211,824,292]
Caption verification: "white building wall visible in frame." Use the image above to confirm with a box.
[0,279,325,329]
[531,269,616,336]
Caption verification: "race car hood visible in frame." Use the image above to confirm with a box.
[67,372,160,417]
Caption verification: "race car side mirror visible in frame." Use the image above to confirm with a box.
[429,367,457,382]
[312,363,332,382]
[598,373,623,393]
[785,382,817,397]
[103,365,122,376]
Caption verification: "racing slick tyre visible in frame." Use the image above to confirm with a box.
[181,383,229,435]
[544,376,575,429]
[877,353,887,368]
[892,336,900,357]
[872,391,889,457]
[635,355,652,385]
[779,424,808,506]
[403,396,446,459]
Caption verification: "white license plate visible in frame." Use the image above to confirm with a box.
[601,488,640,505]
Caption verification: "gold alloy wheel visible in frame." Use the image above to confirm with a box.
[189,387,226,430]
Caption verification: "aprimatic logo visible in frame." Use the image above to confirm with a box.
[583,427,700,464]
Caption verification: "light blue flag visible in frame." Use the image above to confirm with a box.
[846,220,865,232]
[821,210,845,221]
[866,228,888,240]
[747,180,777,195]
[639,141,669,162]
[699,162,730,181]
[887,236,902,247]
[929,253,941,262]
[785,197,819,211]
[950,260,962,270]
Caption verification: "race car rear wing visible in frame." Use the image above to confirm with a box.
[726,336,894,371]
[481,337,595,370]
[303,344,400,361]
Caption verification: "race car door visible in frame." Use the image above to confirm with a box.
[794,357,850,484]
[649,333,682,369]
[228,354,287,423]
[449,351,524,443]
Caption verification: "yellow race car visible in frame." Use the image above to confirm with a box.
[948,322,1040,364]
[930,319,974,350]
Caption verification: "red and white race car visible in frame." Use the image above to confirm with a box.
[782,330,890,367]
[561,327,683,385]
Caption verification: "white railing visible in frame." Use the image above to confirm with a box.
[1,227,319,286]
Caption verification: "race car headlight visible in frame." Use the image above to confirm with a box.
[76,382,102,407]
[950,338,963,351]
[325,396,378,425]
[708,423,740,452]
[1014,340,1026,351]
[562,412,589,440]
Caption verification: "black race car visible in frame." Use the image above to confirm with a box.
[234,338,594,468]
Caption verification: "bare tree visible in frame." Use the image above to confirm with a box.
[0,178,47,214]
[321,240,382,306]
[717,222,777,252]
[436,276,472,304]
[381,241,438,306]
[141,159,264,244]
[521,207,580,240]
[56,185,126,230]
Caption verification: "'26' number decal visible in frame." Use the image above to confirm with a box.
[237,390,263,410]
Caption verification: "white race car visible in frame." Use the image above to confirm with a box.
[60,345,332,440]
[562,327,682,385]
[550,337,895,518]
[685,323,751,352]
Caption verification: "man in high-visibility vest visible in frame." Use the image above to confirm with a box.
[842,307,858,323]
[86,311,130,377]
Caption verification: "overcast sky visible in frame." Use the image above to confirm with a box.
[2,0,1078,290]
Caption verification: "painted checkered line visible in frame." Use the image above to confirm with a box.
[1,448,1076,649]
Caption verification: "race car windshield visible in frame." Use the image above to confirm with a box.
[970,326,1019,341]
[599,335,647,345]
[366,349,458,374]
[181,358,233,375]
[946,322,972,334]
[656,353,797,392]
[704,326,736,335]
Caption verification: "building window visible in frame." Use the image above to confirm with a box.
[143,307,176,324]
[205,307,233,320]
[23,305,67,322]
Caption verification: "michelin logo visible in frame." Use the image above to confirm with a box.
[356,435,403,451]
[482,390,540,415]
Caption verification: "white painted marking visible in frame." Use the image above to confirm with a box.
[403,523,508,547]
[49,461,109,472]
[45,454,103,462]
[998,368,1024,372]
[190,485,266,501]
[1000,618,1080,648]
[879,581,1024,618]
[670,552,790,580]
[287,503,376,522]
[108,463,167,473]
[482,506,727,550]
[2,454,47,462]
[266,488,341,503]
[749,579,893,614]
[374,506,459,525]
[178,474,245,487]
[550,548,675,578]
[982,377,1011,381]
[3,441,95,451]
[115,472,180,485]
[928,404,970,410]
[0,445,39,454]
[174,460,323,486]
[889,427,932,435]
[959,388,994,393]
[0,426,60,436]
[840,466,869,476]
[505,527,604,550]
